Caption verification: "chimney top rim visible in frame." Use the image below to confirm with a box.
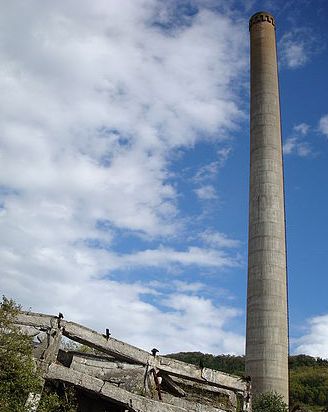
[250,11,274,20]
[249,11,275,30]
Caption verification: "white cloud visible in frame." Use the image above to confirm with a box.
[294,123,310,135]
[201,230,240,248]
[283,123,312,157]
[161,294,244,354]
[296,144,312,157]
[283,137,297,155]
[318,114,328,137]
[0,0,246,236]
[294,314,328,358]
[217,147,232,166]
[193,161,219,183]
[283,138,311,157]
[172,280,205,293]
[279,28,318,69]
[195,184,218,200]
[192,147,231,184]
[0,0,247,354]
[114,246,238,269]
[282,43,306,68]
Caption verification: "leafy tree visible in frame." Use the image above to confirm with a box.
[252,391,288,412]
[0,296,41,411]
[38,384,78,412]
[0,296,78,412]
[289,355,328,369]
[290,366,328,408]
[37,392,61,412]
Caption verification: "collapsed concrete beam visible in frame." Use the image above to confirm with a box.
[157,359,245,392]
[47,363,211,412]
[70,354,146,394]
[16,312,58,329]
[63,320,149,364]
[161,392,227,412]
[16,312,246,392]
[66,353,236,411]
[168,375,237,410]
[160,374,186,398]
[63,321,245,392]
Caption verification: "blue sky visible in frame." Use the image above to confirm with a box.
[0,0,327,357]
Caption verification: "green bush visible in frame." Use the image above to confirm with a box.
[290,366,328,408]
[0,296,41,411]
[38,385,78,412]
[0,296,78,412]
[252,391,288,412]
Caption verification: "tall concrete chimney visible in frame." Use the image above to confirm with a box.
[246,11,289,403]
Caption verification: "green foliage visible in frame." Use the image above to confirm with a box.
[38,384,78,412]
[0,296,41,412]
[252,391,288,412]
[167,351,245,376]
[289,355,328,369]
[0,296,78,412]
[289,355,328,410]
[78,344,102,355]
[290,366,328,408]
[38,392,62,412]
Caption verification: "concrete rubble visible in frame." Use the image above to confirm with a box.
[15,311,250,412]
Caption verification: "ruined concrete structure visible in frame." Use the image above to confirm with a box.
[246,11,289,402]
[16,311,250,412]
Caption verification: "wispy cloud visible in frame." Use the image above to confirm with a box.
[294,123,310,135]
[192,146,231,204]
[192,147,231,182]
[217,147,232,167]
[279,28,320,69]
[200,229,240,248]
[109,245,240,270]
[283,123,312,157]
[194,184,218,200]
[193,161,219,183]
[318,114,328,138]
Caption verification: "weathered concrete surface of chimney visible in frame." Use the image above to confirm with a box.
[246,11,289,403]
